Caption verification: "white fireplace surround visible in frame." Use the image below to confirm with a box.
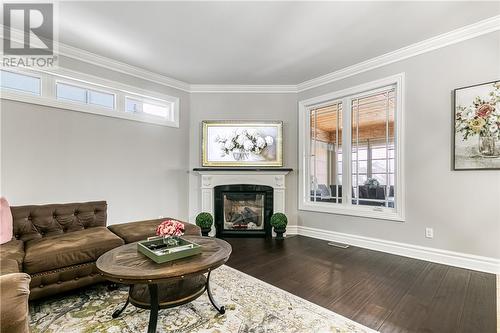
[195,169,291,236]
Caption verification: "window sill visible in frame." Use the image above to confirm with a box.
[1,90,179,128]
[298,200,405,222]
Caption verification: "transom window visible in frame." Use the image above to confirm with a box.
[56,82,115,109]
[299,74,405,221]
[0,69,179,127]
[1,70,41,95]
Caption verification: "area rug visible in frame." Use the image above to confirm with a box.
[30,265,377,333]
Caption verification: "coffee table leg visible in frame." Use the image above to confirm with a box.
[147,284,159,333]
[112,297,130,318]
[112,285,131,318]
[206,270,225,314]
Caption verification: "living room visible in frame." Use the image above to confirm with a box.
[0,2,499,333]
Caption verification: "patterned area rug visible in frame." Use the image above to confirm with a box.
[30,265,377,333]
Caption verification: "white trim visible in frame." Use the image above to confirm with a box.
[1,89,178,127]
[190,84,297,94]
[297,225,500,274]
[3,16,498,93]
[296,15,500,92]
[298,73,405,222]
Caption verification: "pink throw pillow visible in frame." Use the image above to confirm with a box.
[0,197,13,244]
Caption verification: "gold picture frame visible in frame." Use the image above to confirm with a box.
[202,121,283,167]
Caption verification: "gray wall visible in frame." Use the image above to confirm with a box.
[188,93,298,226]
[1,58,191,225]
[297,31,500,259]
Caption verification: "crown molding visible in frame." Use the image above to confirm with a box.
[2,15,499,94]
[190,84,297,94]
[1,25,191,92]
[296,15,500,92]
[57,42,192,92]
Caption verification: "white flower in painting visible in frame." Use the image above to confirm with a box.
[463,110,475,120]
[227,133,235,141]
[487,115,497,124]
[236,135,246,146]
[255,136,266,148]
[243,140,254,151]
[265,136,274,146]
[224,141,235,150]
[247,129,257,137]
[489,124,499,133]
[235,129,247,136]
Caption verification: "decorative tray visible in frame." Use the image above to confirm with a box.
[137,237,202,263]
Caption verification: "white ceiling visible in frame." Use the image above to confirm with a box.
[58,1,500,85]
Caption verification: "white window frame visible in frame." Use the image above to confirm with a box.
[298,73,405,221]
[0,67,179,128]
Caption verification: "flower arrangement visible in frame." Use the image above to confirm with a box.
[156,219,185,238]
[455,83,500,141]
[215,128,274,160]
[364,178,380,189]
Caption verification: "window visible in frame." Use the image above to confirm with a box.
[56,82,115,109]
[125,97,171,120]
[0,68,179,127]
[299,74,404,221]
[1,70,41,95]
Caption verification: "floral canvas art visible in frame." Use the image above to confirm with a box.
[454,80,500,170]
[202,121,283,167]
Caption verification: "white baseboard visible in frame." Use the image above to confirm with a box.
[294,225,499,274]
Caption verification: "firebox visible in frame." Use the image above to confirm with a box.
[214,184,273,238]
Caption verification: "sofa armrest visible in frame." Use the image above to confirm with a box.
[0,273,31,333]
[0,239,24,274]
[108,218,201,244]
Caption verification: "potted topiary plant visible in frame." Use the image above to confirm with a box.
[195,212,213,237]
[270,213,288,240]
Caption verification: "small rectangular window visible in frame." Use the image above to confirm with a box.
[1,70,41,95]
[56,83,87,103]
[125,97,170,119]
[89,90,114,109]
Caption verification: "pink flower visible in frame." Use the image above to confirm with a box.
[156,219,185,237]
[476,104,495,118]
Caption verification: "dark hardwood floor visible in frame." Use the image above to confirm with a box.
[224,235,497,333]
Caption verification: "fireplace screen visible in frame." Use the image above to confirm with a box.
[223,193,265,230]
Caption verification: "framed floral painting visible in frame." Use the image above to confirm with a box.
[454,80,500,170]
[202,121,283,167]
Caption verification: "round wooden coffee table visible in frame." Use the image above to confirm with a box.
[96,236,232,333]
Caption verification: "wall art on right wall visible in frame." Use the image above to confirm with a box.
[454,80,500,170]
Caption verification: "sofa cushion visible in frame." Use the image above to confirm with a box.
[23,227,124,274]
[0,197,13,244]
[0,239,24,274]
[108,218,201,244]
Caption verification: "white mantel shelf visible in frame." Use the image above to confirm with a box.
[193,167,292,236]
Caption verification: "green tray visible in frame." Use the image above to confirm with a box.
[137,237,202,263]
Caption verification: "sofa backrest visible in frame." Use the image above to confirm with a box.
[11,201,107,242]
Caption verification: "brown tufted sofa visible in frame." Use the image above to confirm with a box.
[0,200,201,302]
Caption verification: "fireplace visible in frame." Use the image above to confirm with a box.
[214,184,273,238]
